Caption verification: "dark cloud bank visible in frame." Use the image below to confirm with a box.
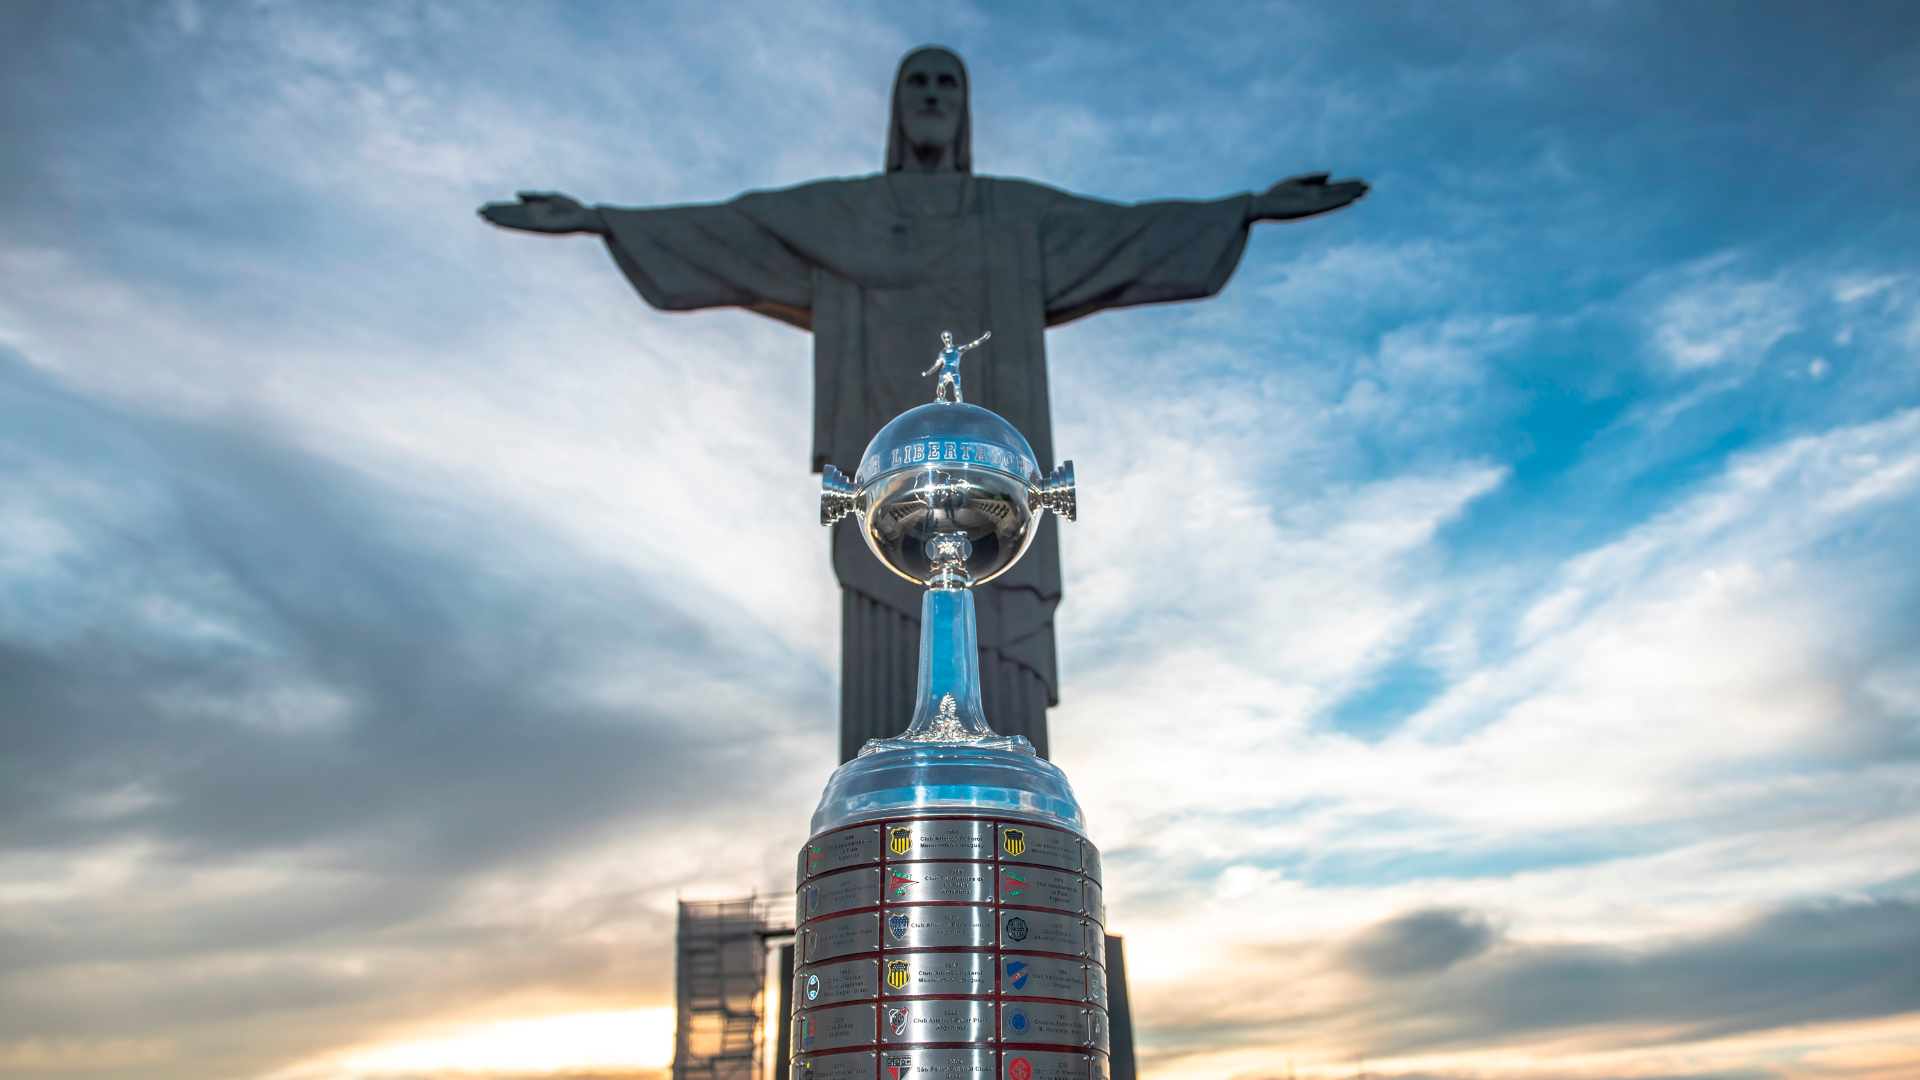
[1317,901,1920,1066]
[0,351,810,862]
[1154,902,1920,1074]
[0,353,830,1070]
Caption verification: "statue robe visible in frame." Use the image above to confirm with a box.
[598,172,1253,761]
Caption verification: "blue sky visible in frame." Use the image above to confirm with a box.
[3,2,1919,1079]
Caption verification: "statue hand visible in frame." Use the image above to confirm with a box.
[1250,173,1370,221]
[477,191,605,234]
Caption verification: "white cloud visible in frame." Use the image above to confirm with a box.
[1651,264,1801,371]
[1375,313,1530,386]
[1047,405,1920,1069]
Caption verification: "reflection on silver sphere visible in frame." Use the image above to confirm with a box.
[858,460,1037,585]
[821,332,1075,588]
[821,399,1074,587]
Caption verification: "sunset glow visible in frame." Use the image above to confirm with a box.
[278,1008,674,1079]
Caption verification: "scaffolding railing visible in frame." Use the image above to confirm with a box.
[673,897,793,1080]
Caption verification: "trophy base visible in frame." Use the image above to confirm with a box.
[812,743,1085,835]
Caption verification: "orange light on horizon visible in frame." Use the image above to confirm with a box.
[274,1006,675,1080]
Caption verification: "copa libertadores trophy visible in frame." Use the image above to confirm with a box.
[796,331,1102,1080]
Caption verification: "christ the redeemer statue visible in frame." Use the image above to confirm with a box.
[481,46,1367,763]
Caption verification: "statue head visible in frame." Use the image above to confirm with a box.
[886,46,971,174]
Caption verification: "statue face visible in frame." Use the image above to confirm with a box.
[896,50,965,154]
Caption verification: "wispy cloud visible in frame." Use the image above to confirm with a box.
[1651,257,1803,372]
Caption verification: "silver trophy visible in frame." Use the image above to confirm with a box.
[797,333,1107,1080]
[824,330,1074,594]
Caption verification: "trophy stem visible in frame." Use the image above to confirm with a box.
[897,586,998,742]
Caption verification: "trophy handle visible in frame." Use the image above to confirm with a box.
[1038,460,1076,522]
[820,465,856,525]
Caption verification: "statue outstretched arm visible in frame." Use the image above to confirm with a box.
[486,188,816,326]
[478,191,607,235]
[1247,172,1369,221]
[1038,186,1255,326]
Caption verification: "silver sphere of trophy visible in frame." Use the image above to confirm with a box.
[822,331,1075,589]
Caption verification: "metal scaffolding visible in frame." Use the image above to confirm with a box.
[673,898,788,1080]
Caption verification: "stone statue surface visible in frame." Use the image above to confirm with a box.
[480,46,1367,763]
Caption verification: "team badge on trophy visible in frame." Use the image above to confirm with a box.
[888,868,919,897]
[888,912,910,941]
[889,826,913,855]
[887,1007,909,1036]
[1006,1007,1030,1037]
[887,959,911,989]
[1004,959,1029,991]
[1001,869,1028,900]
[884,1055,911,1080]
[1002,828,1026,857]
[805,974,820,1001]
[1003,916,1029,942]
